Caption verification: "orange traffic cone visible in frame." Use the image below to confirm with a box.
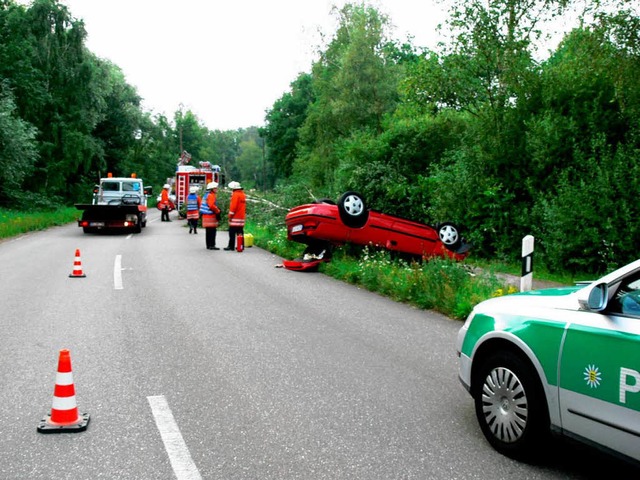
[69,249,86,278]
[37,349,90,433]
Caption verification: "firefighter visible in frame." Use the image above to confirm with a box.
[160,184,172,222]
[224,181,246,251]
[186,186,201,234]
[200,182,221,250]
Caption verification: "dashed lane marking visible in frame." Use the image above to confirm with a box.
[147,395,203,480]
[114,255,123,290]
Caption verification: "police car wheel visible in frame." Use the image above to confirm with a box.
[472,351,550,459]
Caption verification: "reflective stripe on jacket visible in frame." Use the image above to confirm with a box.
[228,189,246,227]
[199,191,219,215]
[186,193,200,211]
[160,189,170,206]
[200,191,220,227]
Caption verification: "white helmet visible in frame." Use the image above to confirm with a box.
[228,181,242,190]
[189,186,198,194]
[163,184,171,189]
[206,182,218,190]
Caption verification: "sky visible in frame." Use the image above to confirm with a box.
[59,0,450,131]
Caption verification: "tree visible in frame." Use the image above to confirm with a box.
[295,3,403,188]
[236,140,263,189]
[263,73,314,179]
[0,83,38,206]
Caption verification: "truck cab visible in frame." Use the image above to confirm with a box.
[93,176,148,205]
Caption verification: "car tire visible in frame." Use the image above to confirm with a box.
[472,351,550,460]
[338,191,369,228]
[438,222,461,250]
[132,214,142,233]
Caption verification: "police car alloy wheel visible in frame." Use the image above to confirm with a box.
[472,351,550,458]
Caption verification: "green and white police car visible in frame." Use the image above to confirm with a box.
[456,259,640,464]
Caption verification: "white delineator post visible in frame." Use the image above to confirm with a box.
[521,235,535,292]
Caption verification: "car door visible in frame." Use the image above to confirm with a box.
[557,277,640,462]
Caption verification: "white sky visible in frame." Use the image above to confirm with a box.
[59,0,450,131]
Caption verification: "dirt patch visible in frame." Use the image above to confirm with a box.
[499,272,569,290]
[468,266,568,290]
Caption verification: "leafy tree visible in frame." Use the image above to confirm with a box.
[236,139,263,189]
[263,73,314,179]
[295,3,402,188]
[527,11,640,271]
[0,83,38,206]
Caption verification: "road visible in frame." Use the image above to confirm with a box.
[0,210,636,479]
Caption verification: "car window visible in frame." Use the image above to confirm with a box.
[608,274,640,317]
[122,182,136,191]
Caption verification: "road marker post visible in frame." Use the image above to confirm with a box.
[520,235,535,292]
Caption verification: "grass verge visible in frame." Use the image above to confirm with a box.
[246,219,519,320]
[0,207,79,239]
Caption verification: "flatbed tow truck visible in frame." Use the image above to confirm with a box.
[76,174,152,233]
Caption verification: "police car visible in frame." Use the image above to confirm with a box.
[456,259,640,465]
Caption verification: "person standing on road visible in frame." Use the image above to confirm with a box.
[160,184,172,222]
[200,182,221,250]
[224,181,246,251]
[186,186,201,234]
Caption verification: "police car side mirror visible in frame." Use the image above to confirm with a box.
[578,282,608,311]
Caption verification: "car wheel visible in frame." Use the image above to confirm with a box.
[338,191,369,228]
[472,351,550,459]
[438,222,461,250]
[129,214,141,233]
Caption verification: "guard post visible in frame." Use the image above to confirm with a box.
[521,235,535,292]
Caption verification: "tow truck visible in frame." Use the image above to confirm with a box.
[76,173,151,233]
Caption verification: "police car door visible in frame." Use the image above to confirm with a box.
[558,274,640,462]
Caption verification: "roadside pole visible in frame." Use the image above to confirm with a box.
[521,235,534,292]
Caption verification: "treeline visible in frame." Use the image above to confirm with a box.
[0,0,256,210]
[1,0,639,274]
[261,1,640,274]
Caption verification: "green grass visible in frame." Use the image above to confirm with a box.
[0,207,79,239]
[245,219,518,320]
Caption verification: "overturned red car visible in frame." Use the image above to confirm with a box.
[283,192,470,270]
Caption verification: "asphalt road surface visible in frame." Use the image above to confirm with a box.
[0,210,637,479]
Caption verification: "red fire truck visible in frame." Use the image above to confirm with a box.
[172,151,222,216]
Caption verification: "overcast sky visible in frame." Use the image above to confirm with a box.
[59,0,450,131]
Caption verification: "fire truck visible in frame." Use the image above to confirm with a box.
[171,151,222,217]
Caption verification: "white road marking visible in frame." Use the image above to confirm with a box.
[147,395,202,480]
[114,255,123,290]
